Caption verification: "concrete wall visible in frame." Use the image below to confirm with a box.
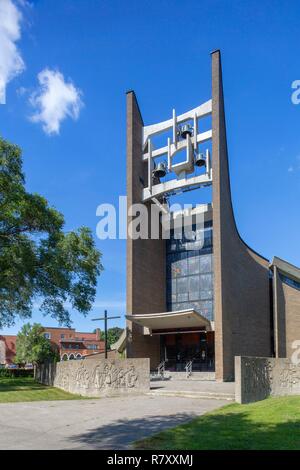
[273,267,300,359]
[0,340,5,364]
[36,357,150,397]
[126,91,165,369]
[212,51,272,381]
[235,356,300,404]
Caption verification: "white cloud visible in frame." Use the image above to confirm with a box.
[29,68,83,135]
[16,85,27,96]
[0,0,25,104]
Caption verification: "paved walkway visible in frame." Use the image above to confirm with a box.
[151,379,235,393]
[0,395,228,450]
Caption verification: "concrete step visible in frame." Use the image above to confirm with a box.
[169,372,216,381]
[147,389,235,401]
[150,372,172,381]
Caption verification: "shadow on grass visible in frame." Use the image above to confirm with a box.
[135,406,300,450]
[0,378,47,392]
[67,399,300,450]
[67,413,198,449]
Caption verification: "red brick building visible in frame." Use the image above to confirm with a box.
[43,327,104,361]
[0,335,17,365]
[0,327,105,365]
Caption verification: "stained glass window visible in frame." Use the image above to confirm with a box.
[166,220,214,321]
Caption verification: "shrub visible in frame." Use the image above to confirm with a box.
[0,368,34,378]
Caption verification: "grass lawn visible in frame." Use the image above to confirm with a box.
[0,377,86,403]
[135,396,300,450]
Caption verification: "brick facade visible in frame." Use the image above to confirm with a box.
[272,261,300,360]
[42,327,104,360]
[0,327,104,364]
[0,335,17,365]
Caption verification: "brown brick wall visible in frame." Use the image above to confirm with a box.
[273,268,300,359]
[212,51,272,381]
[126,91,166,369]
[0,335,17,364]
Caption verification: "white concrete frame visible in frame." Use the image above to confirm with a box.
[142,99,213,202]
[60,353,82,361]
[126,309,213,335]
[271,256,300,283]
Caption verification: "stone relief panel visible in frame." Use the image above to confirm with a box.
[0,341,5,364]
[37,358,149,397]
[242,358,273,400]
[273,359,300,393]
[236,356,300,404]
[91,363,138,390]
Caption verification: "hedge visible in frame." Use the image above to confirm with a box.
[0,368,34,378]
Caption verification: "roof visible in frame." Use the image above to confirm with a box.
[270,256,300,283]
[111,330,126,353]
[126,309,212,334]
[43,326,76,331]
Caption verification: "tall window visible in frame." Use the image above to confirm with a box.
[280,273,300,291]
[44,332,51,340]
[166,220,214,321]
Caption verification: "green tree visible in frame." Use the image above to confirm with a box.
[15,323,58,365]
[100,327,123,349]
[0,137,103,327]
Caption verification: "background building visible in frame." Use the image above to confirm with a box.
[0,327,104,365]
[43,327,104,361]
[0,335,17,365]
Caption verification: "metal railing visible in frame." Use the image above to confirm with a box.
[157,360,166,379]
[185,360,193,379]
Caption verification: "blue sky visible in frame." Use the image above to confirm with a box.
[1,0,300,334]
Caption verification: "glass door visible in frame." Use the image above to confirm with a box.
[161,331,215,372]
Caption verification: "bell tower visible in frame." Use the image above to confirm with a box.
[126,50,272,380]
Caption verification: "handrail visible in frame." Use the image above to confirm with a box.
[185,351,203,378]
[185,360,193,378]
[157,360,166,379]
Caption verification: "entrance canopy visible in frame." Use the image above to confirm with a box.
[126,309,212,335]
